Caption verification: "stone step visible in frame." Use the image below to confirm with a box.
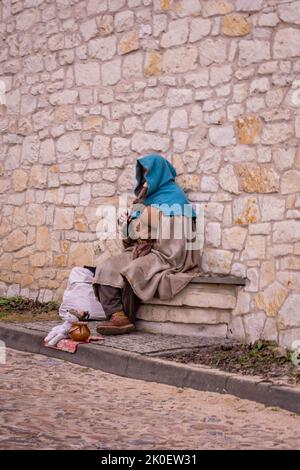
[136,320,228,338]
[137,304,231,324]
[140,283,237,309]
[136,279,240,338]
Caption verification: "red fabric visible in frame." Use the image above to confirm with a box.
[44,335,104,353]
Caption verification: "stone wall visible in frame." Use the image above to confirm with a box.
[1,0,300,347]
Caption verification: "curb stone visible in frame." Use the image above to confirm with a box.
[1,323,299,414]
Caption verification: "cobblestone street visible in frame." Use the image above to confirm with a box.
[0,348,299,450]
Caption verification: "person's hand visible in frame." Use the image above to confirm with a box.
[118,211,129,226]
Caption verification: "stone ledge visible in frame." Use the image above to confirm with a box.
[142,283,237,309]
[137,277,244,336]
[190,275,246,286]
[137,305,231,324]
[136,320,228,338]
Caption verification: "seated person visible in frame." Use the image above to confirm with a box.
[93,154,201,335]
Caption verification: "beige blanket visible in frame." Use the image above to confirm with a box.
[93,214,201,302]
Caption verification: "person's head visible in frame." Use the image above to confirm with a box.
[135,154,176,197]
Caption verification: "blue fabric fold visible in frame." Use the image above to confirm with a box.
[132,154,196,218]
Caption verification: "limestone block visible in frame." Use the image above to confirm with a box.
[92,135,110,158]
[261,122,293,145]
[75,63,100,86]
[68,243,94,267]
[205,221,222,248]
[36,226,50,251]
[261,318,278,342]
[145,109,169,133]
[238,40,270,66]
[227,316,245,342]
[12,169,28,192]
[124,52,143,79]
[244,311,266,344]
[236,165,279,193]
[27,204,46,226]
[176,174,200,192]
[222,226,247,250]
[175,0,201,17]
[189,18,211,42]
[242,235,266,260]
[209,125,236,147]
[273,221,300,243]
[261,196,285,222]
[98,15,114,36]
[236,116,261,144]
[137,305,231,324]
[219,165,239,194]
[166,89,192,107]
[131,132,169,153]
[161,18,189,48]
[92,183,115,197]
[114,10,134,32]
[170,109,187,129]
[112,137,130,157]
[49,90,78,106]
[144,51,162,76]
[54,207,74,230]
[278,294,300,329]
[29,165,47,189]
[255,281,288,317]
[2,229,27,252]
[233,197,260,225]
[102,59,121,85]
[279,328,300,349]
[199,39,227,66]
[236,0,263,11]
[274,28,300,59]
[21,135,40,164]
[202,249,233,274]
[202,0,234,17]
[40,139,56,165]
[222,14,251,37]
[281,170,300,195]
[163,46,197,74]
[118,30,139,55]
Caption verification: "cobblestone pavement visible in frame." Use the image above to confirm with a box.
[1,348,300,450]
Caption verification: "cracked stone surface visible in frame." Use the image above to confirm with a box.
[0,348,299,450]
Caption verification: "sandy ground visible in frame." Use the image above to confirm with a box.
[0,348,299,450]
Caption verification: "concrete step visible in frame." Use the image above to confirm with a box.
[136,320,228,338]
[144,284,236,309]
[137,304,231,324]
[136,278,242,338]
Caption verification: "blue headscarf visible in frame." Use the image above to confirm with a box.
[133,154,196,218]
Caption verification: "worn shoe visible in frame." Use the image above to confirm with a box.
[96,311,135,335]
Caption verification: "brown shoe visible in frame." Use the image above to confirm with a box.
[96,311,135,335]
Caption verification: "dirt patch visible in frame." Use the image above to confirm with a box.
[160,341,300,385]
[0,296,59,322]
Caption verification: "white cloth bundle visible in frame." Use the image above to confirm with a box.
[59,267,105,320]
[45,267,105,347]
[44,311,78,346]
